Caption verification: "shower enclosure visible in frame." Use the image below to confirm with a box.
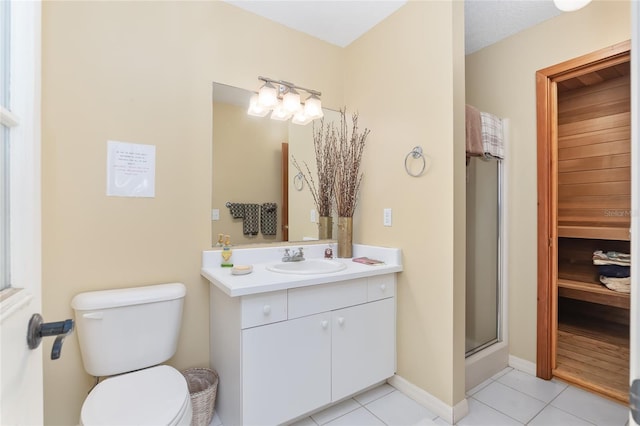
[465,150,508,389]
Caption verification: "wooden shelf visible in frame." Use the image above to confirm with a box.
[558,225,630,241]
[558,279,630,309]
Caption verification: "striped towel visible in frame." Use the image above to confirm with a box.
[480,112,504,159]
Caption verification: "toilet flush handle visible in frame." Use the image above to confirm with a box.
[27,313,75,360]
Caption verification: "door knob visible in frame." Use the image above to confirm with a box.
[27,313,74,360]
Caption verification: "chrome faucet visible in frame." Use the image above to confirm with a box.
[282,247,305,262]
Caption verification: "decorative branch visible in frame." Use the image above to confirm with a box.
[291,117,338,217]
[335,109,370,218]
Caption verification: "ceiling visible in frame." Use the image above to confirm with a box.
[224,0,563,55]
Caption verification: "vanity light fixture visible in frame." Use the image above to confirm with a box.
[248,76,323,125]
[553,0,592,12]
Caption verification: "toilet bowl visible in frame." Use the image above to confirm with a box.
[71,283,192,426]
[80,366,192,426]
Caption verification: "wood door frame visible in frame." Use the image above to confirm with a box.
[536,40,631,379]
[281,142,289,241]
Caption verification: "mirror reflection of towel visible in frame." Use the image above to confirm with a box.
[261,203,277,236]
[243,204,260,235]
[228,203,245,219]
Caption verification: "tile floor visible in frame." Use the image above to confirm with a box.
[208,367,630,426]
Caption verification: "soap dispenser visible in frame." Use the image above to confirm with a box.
[221,235,233,267]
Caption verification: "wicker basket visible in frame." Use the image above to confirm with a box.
[182,368,219,426]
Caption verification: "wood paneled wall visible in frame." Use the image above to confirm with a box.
[557,74,631,240]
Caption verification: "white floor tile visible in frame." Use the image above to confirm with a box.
[324,407,386,426]
[551,386,629,426]
[288,416,318,426]
[466,378,493,396]
[354,384,396,405]
[457,398,522,426]
[490,367,513,380]
[473,381,546,424]
[496,369,567,403]
[311,399,360,425]
[365,390,438,425]
[432,417,452,426]
[528,405,595,426]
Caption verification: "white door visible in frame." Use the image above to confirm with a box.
[630,2,639,425]
[0,1,43,424]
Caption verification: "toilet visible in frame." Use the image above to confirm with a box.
[71,282,192,426]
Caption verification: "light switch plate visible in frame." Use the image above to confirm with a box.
[310,209,317,223]
[383,208,392,227]
[212,209,220,221]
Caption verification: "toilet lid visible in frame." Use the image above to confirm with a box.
[81,365,190,426]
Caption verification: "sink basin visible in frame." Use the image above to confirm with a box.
[266,259,347,275]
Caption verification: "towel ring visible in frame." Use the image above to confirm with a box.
[293,172,304,191]
[404,146,426,177]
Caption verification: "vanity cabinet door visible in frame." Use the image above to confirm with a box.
[242,312,331,425]
[331,297,396,401]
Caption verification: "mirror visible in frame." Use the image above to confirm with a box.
[212,82,340,246]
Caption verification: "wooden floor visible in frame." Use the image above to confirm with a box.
[554,315,629,403]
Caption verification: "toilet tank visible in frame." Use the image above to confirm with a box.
[71,283,186,377]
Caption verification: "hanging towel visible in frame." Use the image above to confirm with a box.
[228,203,245,219]
[261,203,278,236]
[465,104,483,158]
[243,203,260,236]
[480,111,504,159]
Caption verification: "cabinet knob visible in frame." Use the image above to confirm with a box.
[321,320,328,329]
[380,284,387,291]
[263,305,271,315]
[337,317,345,326]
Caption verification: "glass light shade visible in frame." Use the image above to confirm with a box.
[553,0,591,11]
[247,94,269,117]
[292,110,313,125]
[282,90,301,113]
[258,82,278,108]
[270,101,292,121]
[303,95,323,119]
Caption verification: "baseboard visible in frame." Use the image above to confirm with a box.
[387,374,469,424]
[508,355,536,376]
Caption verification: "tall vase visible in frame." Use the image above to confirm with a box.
[337,216,353,258]
[318,216,333,240]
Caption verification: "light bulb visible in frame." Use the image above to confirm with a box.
[283,89,301,113]
[304,95,323,119]
[270,101,292,121]
[258,82,278,108]
[292,110,313,125]
[247,94,269,117]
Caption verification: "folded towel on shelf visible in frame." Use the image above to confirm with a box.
[465,104,484,158]
[592,250,631,266]
[597,264,630,278]
[480,111,504,159]
[261,203,278,236]
[228,203,245,219]
[243,203,260,236]
[599,275,631,293]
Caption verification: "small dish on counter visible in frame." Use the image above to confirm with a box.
[231,265,253,275]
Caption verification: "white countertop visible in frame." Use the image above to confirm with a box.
[201,244,402,297]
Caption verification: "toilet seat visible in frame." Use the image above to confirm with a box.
[81,365,192,426]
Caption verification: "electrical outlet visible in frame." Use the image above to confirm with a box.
[383,208,392,227]
[211,209,220,221]
[310,209,317,223]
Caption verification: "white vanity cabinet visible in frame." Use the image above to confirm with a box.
[209,274,397,426]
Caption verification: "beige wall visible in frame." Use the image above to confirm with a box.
[465,0,631,363]
[344,1,467,406]
[41,2,344,424]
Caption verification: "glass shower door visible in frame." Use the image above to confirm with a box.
[465,157,501,356]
